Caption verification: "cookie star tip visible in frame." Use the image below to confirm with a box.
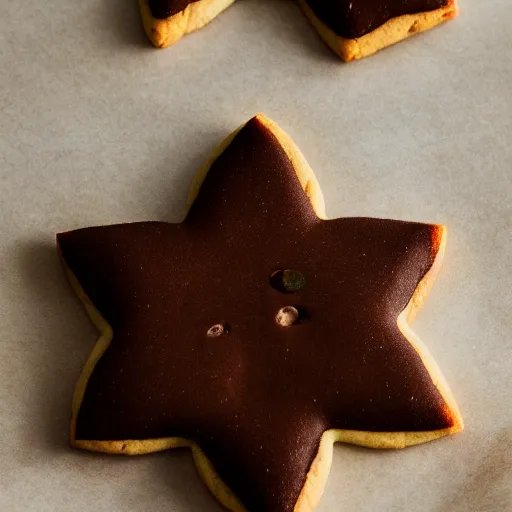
[185,114,322,229]
[251,112,271,124]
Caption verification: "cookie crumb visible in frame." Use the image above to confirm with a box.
[207,324,227,337]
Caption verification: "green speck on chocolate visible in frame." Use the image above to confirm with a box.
[282,269,306,293]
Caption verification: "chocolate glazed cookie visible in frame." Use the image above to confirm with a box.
[59,115,463,512]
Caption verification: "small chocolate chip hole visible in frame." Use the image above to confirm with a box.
[270,269,306,294]
[207,323,229,338]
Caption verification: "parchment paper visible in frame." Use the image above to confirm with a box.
[0,0,511,510]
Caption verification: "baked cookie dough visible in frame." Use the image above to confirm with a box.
[140,0,459,60]
[58,114,463,511]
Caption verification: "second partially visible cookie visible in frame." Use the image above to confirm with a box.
[299,0,459,61]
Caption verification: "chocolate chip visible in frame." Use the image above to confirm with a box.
[276,307,299,327]
[207,324,228,337]
[270,270,306,294]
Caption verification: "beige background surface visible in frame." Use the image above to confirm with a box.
[1,0,511,511]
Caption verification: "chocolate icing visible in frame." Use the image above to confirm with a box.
[147,0,449,38]
[304,0,449,38]
[58,117,453,512]
[148,0,200,19]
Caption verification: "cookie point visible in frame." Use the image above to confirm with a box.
[252,113,271,128]
[431,224,447,260]
[252,112,267,122]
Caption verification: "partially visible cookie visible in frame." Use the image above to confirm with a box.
[299,0,459,61]
[140,0,235,49]
[58,114,463,512]
[140,0,458,60]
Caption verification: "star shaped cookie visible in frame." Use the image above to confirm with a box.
[58,114,463,511]
[139,0,459,61]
